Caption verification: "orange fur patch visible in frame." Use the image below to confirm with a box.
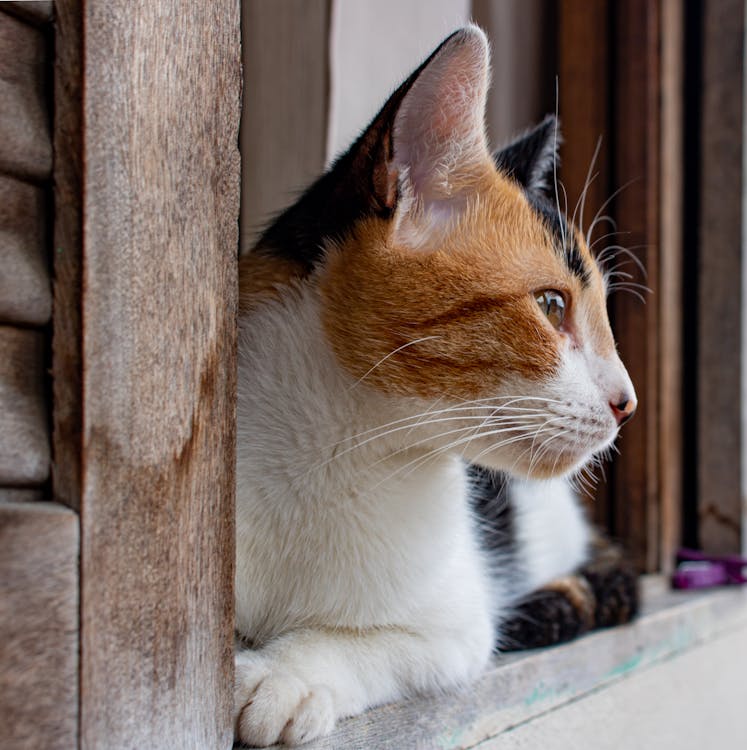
[544,575,596,627]
[319,170,610,400]
[238,252,304,314]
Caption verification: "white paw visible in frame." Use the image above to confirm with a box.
[235,657,336,747]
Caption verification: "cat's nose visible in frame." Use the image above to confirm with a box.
[610,396,637,426]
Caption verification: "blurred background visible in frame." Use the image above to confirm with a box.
[241,0,747,575]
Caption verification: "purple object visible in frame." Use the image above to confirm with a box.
[672,548,747,589]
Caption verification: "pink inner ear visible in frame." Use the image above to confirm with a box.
[392,27,491,207]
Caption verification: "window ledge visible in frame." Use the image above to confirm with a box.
[298,577,747,749]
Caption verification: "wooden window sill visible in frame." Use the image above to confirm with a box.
[290,577,747,749]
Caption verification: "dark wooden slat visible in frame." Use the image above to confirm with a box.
[240,0,330,249]
[697,0,745,554]
[51,0,82,511]
[610,0,662,572]
[0,501,78,750]
[0,11,51,181]
[2,2,54,25]
[0,487,44,502]
[0,174,51,325]
[557,0,613,533]
[558,0,684,571]
[0,326,49,485]
[658,0,685,572]
[79,3,240,747]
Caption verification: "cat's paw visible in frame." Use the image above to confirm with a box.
[235,657,336,747]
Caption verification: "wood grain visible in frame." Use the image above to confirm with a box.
[697,0,746,554]
[657,0,684,572]
[79,2,241,748]
[0,10,52,181]
[51,0,82,511]
[0,501,78,750]
[0,174,51,325]
[0,326,49,484]
[608,0,662,572]
[557,0,613,533]
[240,0,330,249]
[557,1,671,571]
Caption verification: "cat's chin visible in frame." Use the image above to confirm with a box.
[470,444,598,481]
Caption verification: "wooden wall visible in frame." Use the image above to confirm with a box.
[2,1,242,748]
[555,0,689,572]
[0,3,79,749]
[696,0,747,556]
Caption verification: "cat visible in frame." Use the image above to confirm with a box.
[234,25,638,747]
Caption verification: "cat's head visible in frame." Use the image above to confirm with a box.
[245,26,636,479]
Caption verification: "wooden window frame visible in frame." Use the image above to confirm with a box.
[558,0,746,564]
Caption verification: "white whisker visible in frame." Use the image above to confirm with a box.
[347,336,441,389]
[577,136,603,237]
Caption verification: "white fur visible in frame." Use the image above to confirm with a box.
[510,478,591,595]
[234,284,601,746]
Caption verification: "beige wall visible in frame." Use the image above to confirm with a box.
[326,0,470,161]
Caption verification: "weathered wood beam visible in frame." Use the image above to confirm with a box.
[78,2,241,747]
[0,501,78,750]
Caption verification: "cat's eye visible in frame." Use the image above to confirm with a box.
[535,290,566,329]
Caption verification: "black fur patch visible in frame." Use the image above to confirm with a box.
[469,465,515,557]
[493,115,558,193]
[499,538,638,651]
[526,192,591,286]
[494,117,590,286]
[500,585,591,650]
[579,541,639,628]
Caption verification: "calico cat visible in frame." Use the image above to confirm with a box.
[234,26,637,747]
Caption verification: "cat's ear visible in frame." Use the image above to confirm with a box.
[254,27,492,269]
[493,116,560,194]
[389,26,491,208]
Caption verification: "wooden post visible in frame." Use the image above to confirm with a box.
[557,0,614,534]
[696,0,746,555]
[609,0,662,573]
[557,1,680,572]
[658,0,685,573]
[53,0,83,510]
[76,2,241,747]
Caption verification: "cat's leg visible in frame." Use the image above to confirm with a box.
[498,536,638,650]
[234,618,493,747]
[486,475,637,651]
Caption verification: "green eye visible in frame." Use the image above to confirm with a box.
[535,290,566,329]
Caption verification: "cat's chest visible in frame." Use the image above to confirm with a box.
[234,456,482,638]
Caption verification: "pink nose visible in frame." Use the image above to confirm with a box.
[610,397,636,426]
